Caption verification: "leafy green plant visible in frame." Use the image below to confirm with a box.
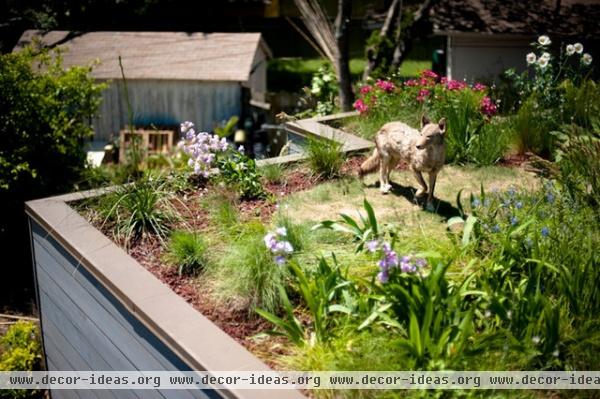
[217,150,266,200]
[0,321,41,399]
[165,230,208,276]
[99,176,177,245]
[302,64,339,117]
[433,88,485,163]
[257,256,354,346]
[304,135,345,179]
[214,115,239,138]
[313,198,379,252]
[468,117,513,166]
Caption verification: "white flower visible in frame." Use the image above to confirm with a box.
[538,57,549,69]
[532,336,541,344]
[573,43,584,54]
[538,35,551,46]
[566,44,575,56]
[540,52,551,61]
[582,53,593,66]
[275,227,287,237]
[526,52,537,65]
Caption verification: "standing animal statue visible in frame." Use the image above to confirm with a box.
[359,115,446,205]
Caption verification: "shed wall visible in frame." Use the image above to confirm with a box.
[92,80,241,142]
[447,35,531,82]
[29,220,220,399]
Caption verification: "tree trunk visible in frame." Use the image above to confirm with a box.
[362,0,400,80]
[390,0,434,72]
[334,0,353,111]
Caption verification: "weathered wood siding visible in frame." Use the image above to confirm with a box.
[92,80,241,142]
[29,220,220,399]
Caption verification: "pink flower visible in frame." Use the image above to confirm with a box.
[360,85,373,95]
[416,88,431,102]
[420,70,438,80]
[473,82,487,92]
[480,96,497,116]
[375,79,395,92]
[353,98,369,114]
[404,79,419,87]
[446,79,467,90]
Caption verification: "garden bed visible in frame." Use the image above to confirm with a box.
[74,154,540,369]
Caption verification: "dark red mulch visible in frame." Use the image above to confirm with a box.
[499,152,534,167]
[126,235,286,365]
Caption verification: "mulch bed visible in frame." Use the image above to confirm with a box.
[499,152,535,167]
[82,153,531,367]
[82,160,358,366]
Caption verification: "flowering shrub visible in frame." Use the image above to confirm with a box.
[303,64,339,117]
[507,35,594,110]
[178,121,265,199]
[178,121,228,178]
[264,227,294,265]
[353,70,501,164]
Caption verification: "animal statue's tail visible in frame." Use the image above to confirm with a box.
[359,149,380,177]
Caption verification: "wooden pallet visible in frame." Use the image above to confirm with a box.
[119,128,175,163]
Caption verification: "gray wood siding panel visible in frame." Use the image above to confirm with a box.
[92,80,242,141]
[33,229,190,373]
[31,221,220,399]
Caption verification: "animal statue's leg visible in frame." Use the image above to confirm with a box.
[427,171,438,204]
[379,154,392,194]
[413,170,428,197]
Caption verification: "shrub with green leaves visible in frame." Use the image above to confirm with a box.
[165,231,208,276]
[0,321,41,399]
[304,135,345,179]
[217,150,265,200]
[0,45,105,298]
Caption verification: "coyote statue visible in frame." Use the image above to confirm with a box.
[359,115,446,204]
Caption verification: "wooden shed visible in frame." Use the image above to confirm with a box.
[14,30,272,142]
[427,0,600,82]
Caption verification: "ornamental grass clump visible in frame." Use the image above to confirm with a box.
[165,230,208,276]
[99,176,177,246]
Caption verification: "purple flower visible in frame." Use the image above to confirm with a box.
[541,227,550,237]
[377,271,389,283]
[366,240,379,253]
[471,198,481,207]
[515,201,523,209]
[492,224,501,233]
[275,256,286,266]
[180,121,194,133]
[546,192,555,203]
[510,216,519,226]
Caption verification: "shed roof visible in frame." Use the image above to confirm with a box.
[429,0,600,39]
[14,30,271,81]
